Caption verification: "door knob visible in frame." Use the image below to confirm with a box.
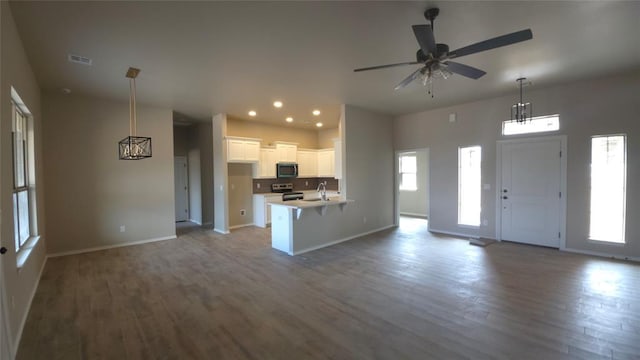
[0,247,7,255]
[502,196,508,200]
[503,189,508,193]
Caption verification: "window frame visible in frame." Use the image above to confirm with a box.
[458,145,482,227]
[10,88,39,267]
[588,134,626,244]
[502,114,560,136]
[399,153,418,191]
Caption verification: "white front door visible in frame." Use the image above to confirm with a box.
[500,137,563,247]
[174,157,189,222]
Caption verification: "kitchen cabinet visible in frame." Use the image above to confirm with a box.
[296,149,317,178]
[274,142,297,162]
[226,137,261,163]
[333,139,342,179]
[317,149,335,177]
[253,147,277,178]
[253,193,283,227]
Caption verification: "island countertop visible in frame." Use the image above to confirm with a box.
[268,197,353,210]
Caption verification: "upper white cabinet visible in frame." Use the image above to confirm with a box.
[253,147,277,178]
[333,139,342,179]
[226,137,261,163]
[317,149,335,177]
[274,142,297,163]
[297,149,317,178]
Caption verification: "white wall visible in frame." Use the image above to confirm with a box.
[42,92,176,254]
[197,122,213,225]
[227,163,253,227]
[0,1,47,354]
[399,149,429,217]
[212,114,229,233]
[342,105,395,236]
[394,71,640,259]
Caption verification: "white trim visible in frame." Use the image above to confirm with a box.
[563,248,640,263]
[291,225,396,256]
[229,223,254,230]
[495,135,567,249]
[11,255,47,359]
[428,227,497,241]
[213,228,230,235]
[188,219,203,225]
[47,235,177,258]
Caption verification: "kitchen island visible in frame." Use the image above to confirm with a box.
[269,197,354,255]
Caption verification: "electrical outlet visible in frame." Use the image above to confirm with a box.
[363,217,367,224]
[120,225,125,232]
[305,181,309,186]
[240,209,246,216]
[257,183,261,189]
[482,219,488,226]
[231,183,235,190]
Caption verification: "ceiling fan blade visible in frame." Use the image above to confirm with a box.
[412,25,437,57]
[354,61,420,72]
[394,67,424,90]
[444,61,486,79]
[449,29,533,59]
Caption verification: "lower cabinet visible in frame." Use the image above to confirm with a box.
[253,194,283,228]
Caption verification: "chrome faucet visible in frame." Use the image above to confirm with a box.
[316,181,327,201]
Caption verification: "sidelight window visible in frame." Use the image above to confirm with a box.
[589,135,626,243]
[458,146,481,226]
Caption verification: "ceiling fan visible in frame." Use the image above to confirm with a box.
[354,8,533,95]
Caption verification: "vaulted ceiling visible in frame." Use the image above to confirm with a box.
[9,1,640,128]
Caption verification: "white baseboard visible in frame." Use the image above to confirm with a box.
[213,228,230,235]
[12,254,47,358]
[229,223,254,230]
[188,219,202,225]
[292,224,396,256]
[428,227,496,241]
[563,247,640,262]
[47,235,177,258]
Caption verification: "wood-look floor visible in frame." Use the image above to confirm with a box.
[17,218,640,359]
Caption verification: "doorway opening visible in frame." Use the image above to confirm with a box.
[395,149,430,229]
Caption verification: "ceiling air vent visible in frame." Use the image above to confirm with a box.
[68,54,92,66]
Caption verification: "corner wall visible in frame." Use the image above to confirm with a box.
[342,104,395,236]
[0,1,47,354]
[394,71,640,259]
[42,92,175,254]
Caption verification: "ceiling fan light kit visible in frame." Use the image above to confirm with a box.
[119,67,152,160]
[354,8,533,97]
[511,77,532,124]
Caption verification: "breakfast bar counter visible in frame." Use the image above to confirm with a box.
[269,197,354,255]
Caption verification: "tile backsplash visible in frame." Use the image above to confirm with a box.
[253,177,339,194]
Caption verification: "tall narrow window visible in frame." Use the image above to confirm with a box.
[458,146,481,226]
[11,92,37,255]
[589,135,626,243]
[399,153,417,191]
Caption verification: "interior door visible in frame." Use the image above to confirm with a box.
[500,138,562,247]
[174,157,189,222]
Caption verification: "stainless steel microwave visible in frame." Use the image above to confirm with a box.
[276,162,298,178]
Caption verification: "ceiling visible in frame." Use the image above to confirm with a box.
[9,1,640,129]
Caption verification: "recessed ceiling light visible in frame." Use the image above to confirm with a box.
[248,110,257,117]
[316,122,323,127]
[286,117,293,123]
[61,88,71,94]
[273,101,283,108]
[312,110,321,116]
